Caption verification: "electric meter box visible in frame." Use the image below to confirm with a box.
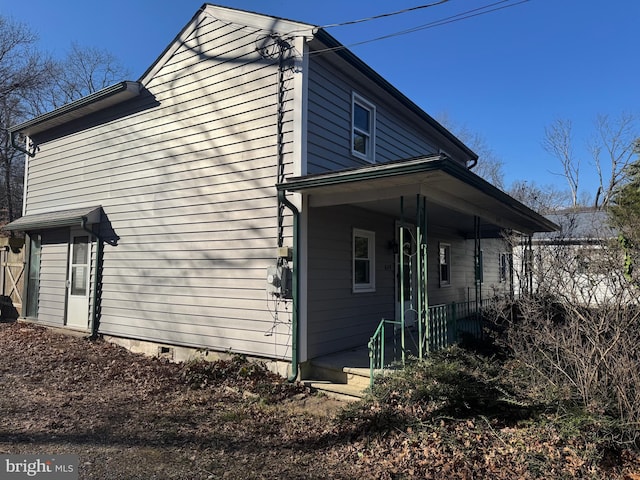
[266,265,291,298]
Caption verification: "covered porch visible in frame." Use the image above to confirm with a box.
[278,154,557,394]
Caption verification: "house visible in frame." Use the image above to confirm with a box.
[513,207,621,305]
[4,4,556,383]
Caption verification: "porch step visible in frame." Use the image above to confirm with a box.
[302,380,366,402]
[301,352,372,401]
[308,360,371,390]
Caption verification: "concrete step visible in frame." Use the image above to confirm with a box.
[302,380,367,402]
[308,361,372,390]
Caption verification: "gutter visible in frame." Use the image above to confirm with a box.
[9,81,141,137]
[278,190,300,382]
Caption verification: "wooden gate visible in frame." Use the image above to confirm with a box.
[0,237,25,319]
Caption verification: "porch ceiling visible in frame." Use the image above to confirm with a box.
[278,155,558,235]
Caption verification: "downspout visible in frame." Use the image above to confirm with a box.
[278,190,299,382]
[81,216,104,339]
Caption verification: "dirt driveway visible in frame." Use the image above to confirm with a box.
[0,322,358,479]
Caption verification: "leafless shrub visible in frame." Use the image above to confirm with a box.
[489,211,640,443]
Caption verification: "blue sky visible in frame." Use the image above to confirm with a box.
[2,0,638,198]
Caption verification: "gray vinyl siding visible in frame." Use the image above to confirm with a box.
[427,234,510,306]
[24,15,295,359]
[306,206,395,359]
[35,228,69,327]
[306,55,439,174]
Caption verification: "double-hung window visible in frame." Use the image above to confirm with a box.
[439,243,451,287]
[352,93,376,162]
[499,253,511,283]
[353,228,375,292]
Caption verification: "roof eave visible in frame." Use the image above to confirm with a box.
[9,81,142,137]
[313,28,478,163]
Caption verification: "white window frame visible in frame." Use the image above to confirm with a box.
[353,228,376,293]
[499,252,510,283]
[439,242,451,287]
[351,93,376,162]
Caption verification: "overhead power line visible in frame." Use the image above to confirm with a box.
[306,0,531,56]
[317,0,451,29]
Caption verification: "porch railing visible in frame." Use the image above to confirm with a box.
[368,319,402,387]
[368,300,483,387]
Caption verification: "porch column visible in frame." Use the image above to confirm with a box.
[416,195,428,359]
[474,216,482,311]
[399,196,405,365]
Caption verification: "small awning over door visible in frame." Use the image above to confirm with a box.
[3,206,102,232]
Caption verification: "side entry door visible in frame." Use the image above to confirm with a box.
[66,231,90,329]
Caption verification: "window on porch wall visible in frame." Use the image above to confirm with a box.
[477,249,484,284]
[499,252,512,283]
[439,243,450,286]
[353,228,375,292]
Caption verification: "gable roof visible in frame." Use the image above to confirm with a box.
[139,3,316,85]
[10,4,474,164]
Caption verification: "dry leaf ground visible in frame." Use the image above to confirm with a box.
[1,321,639,479]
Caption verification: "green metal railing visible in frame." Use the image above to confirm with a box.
[369,300,482,387]
[427,300,481,351]
[368,318,402,387]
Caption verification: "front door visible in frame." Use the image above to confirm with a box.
[66,232,90,329]
[395,223,418,328]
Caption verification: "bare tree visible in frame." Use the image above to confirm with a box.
[27,42,130,115]
[0,16,54,223]
[543,119,580,207]
[590,112,638,208]
[507,180,570,213]
[543,114,639,210]
[1,23,130,224]
[437,112,505,188]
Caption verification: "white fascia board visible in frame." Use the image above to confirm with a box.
[202,5,316,36]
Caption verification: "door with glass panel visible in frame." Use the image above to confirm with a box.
[66,232,90,329]
[396,223,418,328]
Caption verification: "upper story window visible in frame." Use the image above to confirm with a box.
[352,93,376,162]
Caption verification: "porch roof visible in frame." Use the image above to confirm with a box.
[278,155,558,235]
[3,206,102,232]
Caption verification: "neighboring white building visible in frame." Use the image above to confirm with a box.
[513,208,621,305]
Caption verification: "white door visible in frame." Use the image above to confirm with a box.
[395,223,418,328]
[66,232,91,329]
